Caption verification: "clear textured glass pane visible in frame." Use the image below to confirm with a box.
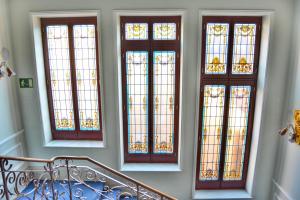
[73,25,100,131]
[232,24,257,74]
[126,51,149,154]
[223,86,251,180]
[153,51,176,154]
[205,23,229,74]
[125,23,148,40]
[153,23,176,40]
[199,85,226,180]
[46,25,75,131]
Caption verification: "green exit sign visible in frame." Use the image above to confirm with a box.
[19,78,33,88]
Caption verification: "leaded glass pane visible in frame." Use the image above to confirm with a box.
[73,25,100,131]
[125,23,148,40]
[199,85,226,180]
[153,23,176,40]
[153,51,176,154]
[205,23,229,74]
[223,86,251,180]
[232,24,257,74]
[46,25,75,131]
[126,51,149,154]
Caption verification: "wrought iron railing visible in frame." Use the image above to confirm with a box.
[0,156,176,200]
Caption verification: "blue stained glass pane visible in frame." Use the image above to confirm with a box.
[153,51,176,154]
[73,24,101,131]
[126,51,149,154]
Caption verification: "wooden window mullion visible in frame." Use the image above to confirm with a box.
[218,21,235,183]
[174,49,180,159]
[218,83,230,185]
[149,19,154,158]
[120,21,129,159]
[227,21,235,77]
[241,85,256,180]
[41,23,57,135]
[95,23,103,133]
[67,24,80,135]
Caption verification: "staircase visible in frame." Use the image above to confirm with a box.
[0,156,176,200]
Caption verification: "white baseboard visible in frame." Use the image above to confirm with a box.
[272,179,294,200]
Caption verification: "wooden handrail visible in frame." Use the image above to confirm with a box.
[0,155,177,200]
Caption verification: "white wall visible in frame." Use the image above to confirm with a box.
[0,0,21,141]
[0,0,27,160]
[272,1,300,200]
[7,0,295,199]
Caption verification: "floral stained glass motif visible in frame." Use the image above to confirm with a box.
[125,23,148,40]
[126,51,149,154]
[223,86,251,180]
[153,51,176,154]
[73,25,100,131]
[199,85,226,180]
[46,25,75,131]
[205,23,229,74]
[232,24,257,74]
[153,23,176,40]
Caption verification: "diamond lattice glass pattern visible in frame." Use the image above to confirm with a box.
[232,24,257,74]
[199,85,226,180]
[205,23,229,74]
[153,23,176,40]
[125,23,148,40]
[153,51,176,154]
[73,25,100,131]
[126,51,149,154]
[46,25,75,131]
[223,86,251,180]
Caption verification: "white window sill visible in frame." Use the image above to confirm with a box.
[44,140,105,148]
[193,190,252,199]
[120,163,182,172]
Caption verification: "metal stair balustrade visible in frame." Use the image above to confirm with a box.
[0,156,176,200]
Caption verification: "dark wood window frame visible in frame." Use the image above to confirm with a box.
[41,17,103,141]
[120,16,181,163]
[195,16,262,189]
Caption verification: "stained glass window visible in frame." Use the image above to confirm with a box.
[121,16,181,163]
[126,51,149,154]
[199,85,226,180]
[232,24,257,74]
[205,23,229,74]
[125,23,148,40]
[153,23,176,40]
[74,25,100,131]
[196,16,261,189]
[223,86,251,180]
[42,17,102,140]
[153,51,176,154]
[46,25,75,131]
